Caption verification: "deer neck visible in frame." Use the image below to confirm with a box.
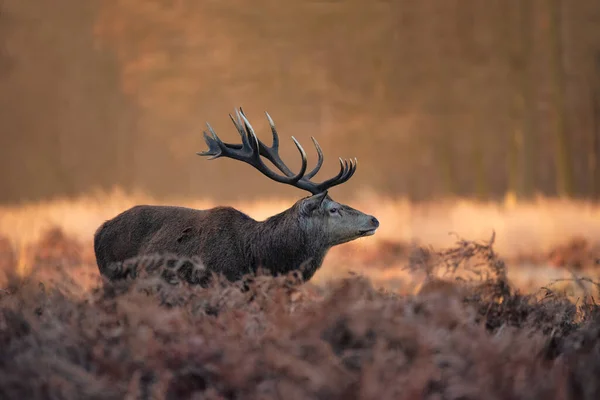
[248,209,329,280]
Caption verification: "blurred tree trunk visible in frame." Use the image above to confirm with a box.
[517,0,535,199]
[547,0,574,197]
[427,1,458,197]
[507,125,519,201]
[472,126,487,200]
[506,0,535,201]
[591,53,600,199]
[437,123,457,196]
[454,0,487,200]
[0,1,11,76]
[505,0,522,200]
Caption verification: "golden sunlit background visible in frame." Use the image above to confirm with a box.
[2,0,600,290]
[6,4,600,396]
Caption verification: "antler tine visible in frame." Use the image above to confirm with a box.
[265,111,280,151]
[312,157,348,192]
[197,122,245,160]
[230,108,278,160]
[239,111,308,183]
[237,110,261,155]
[232,108,294,177]
[304,137,324,180]
[298,156,356,194]
[263,113,324,181]
[228,110,251,150]
[346,158,358,181]
[261,111,296,177]
[197,129,222,160]
[336,157,357,185]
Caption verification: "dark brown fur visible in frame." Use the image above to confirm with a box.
[94,192,379,283]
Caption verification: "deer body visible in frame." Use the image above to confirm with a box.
[94,108,379,284]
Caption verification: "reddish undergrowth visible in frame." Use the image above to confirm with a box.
[1,229,600,399]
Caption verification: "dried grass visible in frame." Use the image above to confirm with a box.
[2,192,600,398]
[0,224,600,399]
[3,188,600,259]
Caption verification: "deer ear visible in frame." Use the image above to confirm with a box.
[301,191,328,214]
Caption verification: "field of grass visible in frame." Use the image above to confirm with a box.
[2,190,600,398]
[2,188,600,290]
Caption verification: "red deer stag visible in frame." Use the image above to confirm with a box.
[94,108,379,284]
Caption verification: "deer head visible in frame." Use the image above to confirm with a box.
[197,108,379,248]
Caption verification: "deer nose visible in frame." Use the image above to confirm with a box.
[370,216,379,228]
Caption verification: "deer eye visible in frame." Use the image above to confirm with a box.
[329,207,338,214]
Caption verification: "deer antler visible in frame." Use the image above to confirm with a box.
[197,108,357,194]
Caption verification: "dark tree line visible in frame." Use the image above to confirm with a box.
[2,0,600,203]
[0,0,137,203]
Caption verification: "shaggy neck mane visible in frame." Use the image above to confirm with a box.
[244,204,328,280]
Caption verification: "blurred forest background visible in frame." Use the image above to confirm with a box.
[1,0,600,204]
